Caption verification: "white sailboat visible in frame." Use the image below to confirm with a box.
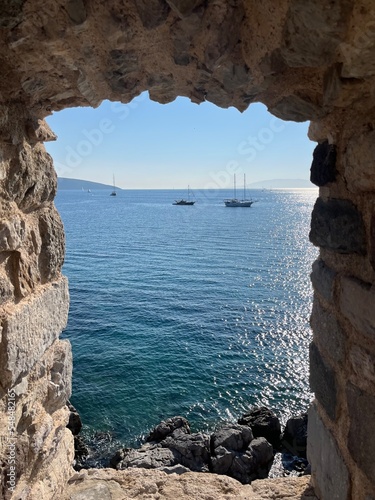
[110,175,117,196]
[224,174,253,207]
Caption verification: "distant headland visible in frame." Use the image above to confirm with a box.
[57,178,121,191]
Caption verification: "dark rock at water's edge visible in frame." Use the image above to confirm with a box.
[67,401,83,435]
[74,430,120,470]
[71,407,310,481]
[146,415,190,442]
[111,416,274,484]
[281,413,308,458]
[238,406,282,448]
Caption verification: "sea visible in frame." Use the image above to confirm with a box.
[55,187,318,459]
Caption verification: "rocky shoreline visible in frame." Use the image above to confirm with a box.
[67,404,309,485]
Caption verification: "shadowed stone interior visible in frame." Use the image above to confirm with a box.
[1,1,375,498]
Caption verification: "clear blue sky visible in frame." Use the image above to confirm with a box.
[45,92,315,189]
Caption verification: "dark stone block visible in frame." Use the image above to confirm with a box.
[67,401,82,436]
[281,413,308,458]
[65,0,87,25]
[347,384,375,486]
[0,0,25,29]
[311,259,336,302]
[134,0,170,29]
[310,141,337,186]
[309,197,366,255]
[309,342,337,421]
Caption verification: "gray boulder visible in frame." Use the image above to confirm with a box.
[162,432,210,472]
[211,424,253,452]
[113,430,210,473]
[147,416,190,442]
[211,424,274,484]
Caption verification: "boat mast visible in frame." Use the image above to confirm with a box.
[234,174,236,199]
[243,173,246,200]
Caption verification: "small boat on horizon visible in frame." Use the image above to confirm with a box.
[110,175,117,196]
[224,174,254,207]
[173,185,195,205]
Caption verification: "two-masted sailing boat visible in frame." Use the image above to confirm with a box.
[224,174,253,207]
[173,185,195,205]
[110,175,117,196]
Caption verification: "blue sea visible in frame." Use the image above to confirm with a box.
[55,188,318,452]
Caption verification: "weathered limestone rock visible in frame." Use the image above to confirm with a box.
[65,468,317,500]
[339,275,375,341]
[345,129,375,192]
[0,277,69,389]
[0,339,73,499]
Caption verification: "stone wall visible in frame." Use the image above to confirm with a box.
[0,107,74,499]
[307,111,375,499]
[0,1,375,498]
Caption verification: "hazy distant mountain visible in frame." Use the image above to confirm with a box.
[248,179,314,189]
[57,177,120,191]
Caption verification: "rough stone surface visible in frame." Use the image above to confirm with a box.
[0,0,371,122]
[0,339,73,500]
[66,468,317,500]
[309,198,366,255]
[310,300,346,366]
[0,278,69,388]
[310,258,336,303]
[307,404,350,500]
[310,141,337,186]
[309,343,337,421]
[339,275,375,341]
[1,1,375,498]
[345,129,375,192]
[347,384,375,486]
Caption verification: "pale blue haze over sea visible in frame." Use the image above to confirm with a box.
[55,187,318,450]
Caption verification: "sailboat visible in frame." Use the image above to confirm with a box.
[110,175,117,196]
[224,174,253,207]
[173,185,195,205]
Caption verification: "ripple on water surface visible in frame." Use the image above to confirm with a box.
[56,188,318,446]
